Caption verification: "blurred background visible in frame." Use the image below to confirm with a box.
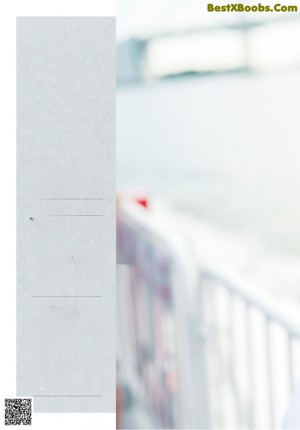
[117,2,300,428]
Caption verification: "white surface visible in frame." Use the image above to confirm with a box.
[17,16,115,413]
[0,1,116,429]
[282,383,300,429]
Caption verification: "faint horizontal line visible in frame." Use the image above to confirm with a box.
[40,198,104,200]
[33,395,103,398]
[48,214,103,217]
[32,296,102,298]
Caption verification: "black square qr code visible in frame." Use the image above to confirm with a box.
[5,399,32,426]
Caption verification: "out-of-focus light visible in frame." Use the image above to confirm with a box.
[147,31,245,77]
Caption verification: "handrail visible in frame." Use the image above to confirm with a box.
[200,269,300,340]
[117,201,300,429]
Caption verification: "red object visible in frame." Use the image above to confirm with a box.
[134,196,149,209]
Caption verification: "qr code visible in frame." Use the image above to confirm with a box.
[5,399,32,426]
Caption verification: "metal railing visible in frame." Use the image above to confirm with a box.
[117,201,198,429]
[195,270,300,429]
[117,201,300,429]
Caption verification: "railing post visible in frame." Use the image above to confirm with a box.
[188,272,212,429]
